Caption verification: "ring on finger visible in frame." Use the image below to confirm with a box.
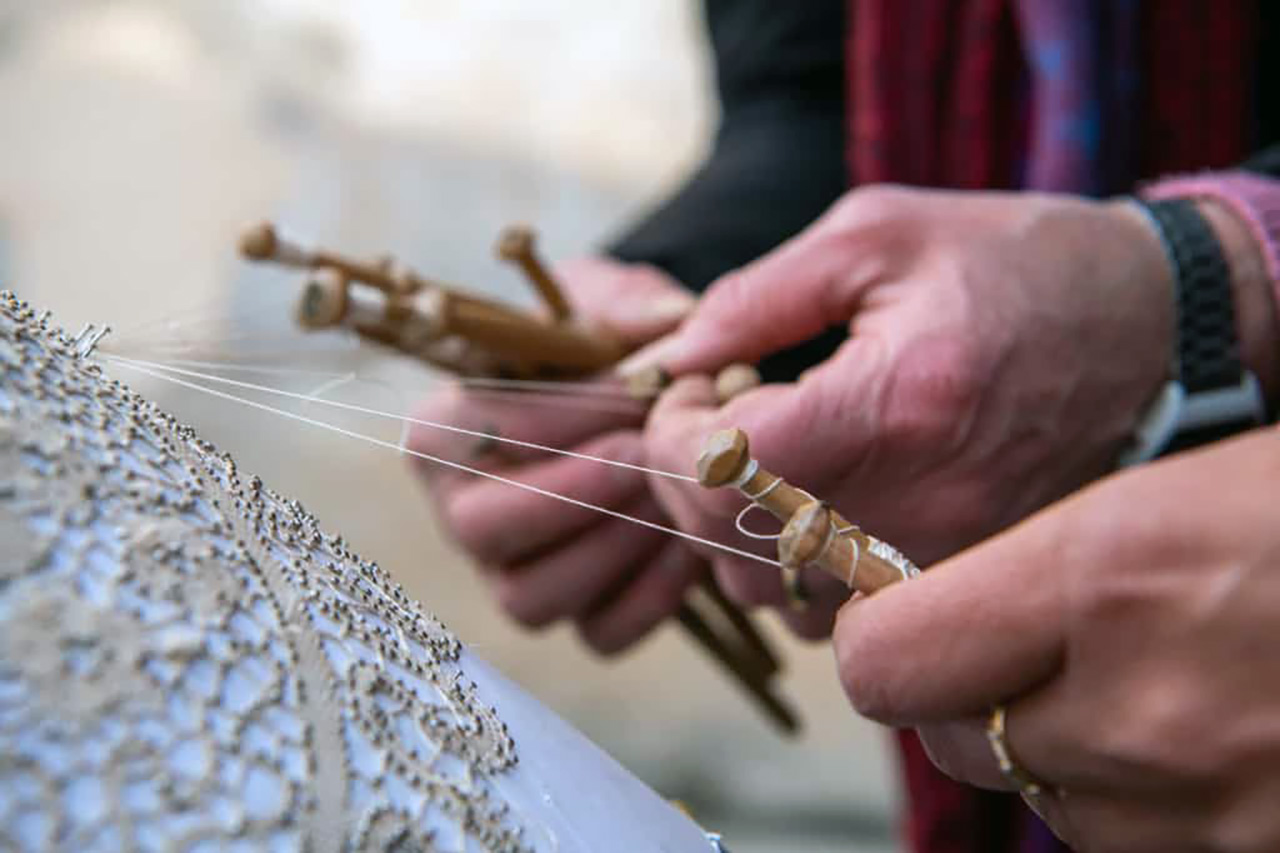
[986,704,1051,799]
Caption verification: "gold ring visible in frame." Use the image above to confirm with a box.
[986,704,1046,797]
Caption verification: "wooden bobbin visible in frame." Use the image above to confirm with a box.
[778,501,905,594]
[243,220,627,377]
[295,268,350,329]
[696,427,916,596]
[240,222,421,298]
[624,363,762,404]
[496,225,573,323]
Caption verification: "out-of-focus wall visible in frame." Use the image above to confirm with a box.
[0,4,898,851]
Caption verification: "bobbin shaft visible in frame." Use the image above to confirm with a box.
[242,221,625,377]
[496,225,573,323]
[696,428,916,595]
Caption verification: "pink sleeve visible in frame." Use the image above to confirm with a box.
[1141,171,1280,323]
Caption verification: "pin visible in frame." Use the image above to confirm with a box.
[72,323,112,359]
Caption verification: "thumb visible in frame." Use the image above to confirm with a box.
[834,495,1072,727]
[553,256,695,347]
[619,209,887,377]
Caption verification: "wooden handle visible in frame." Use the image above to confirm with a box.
[240,222,421,298]
[496,225,573,323]
[443,298,625,374]
[697,427,917,595]
[778,501,905,594]
[625,363,762,403]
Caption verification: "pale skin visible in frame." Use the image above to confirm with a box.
[836,427,1280,852]
[636,185,1279,638]
[409,182,1280,845]
[405,256,709,654]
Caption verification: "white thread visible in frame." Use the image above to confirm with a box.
[304,373,356,401]
[104,355,697,483]
[456,387,651,417]
[730,458,760,491]
[845,531,862,588]
[455,376,642,400]
[734,504,782,540]
[102,357,358,379]
[742,474,780,502]
[106,360,780,570]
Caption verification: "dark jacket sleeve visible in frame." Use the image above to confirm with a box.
[1242,145,1280,179]
[607,0,850,379]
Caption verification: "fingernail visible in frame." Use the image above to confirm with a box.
[641,294,695,325]
[615,333,683,378]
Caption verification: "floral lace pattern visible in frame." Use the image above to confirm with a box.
[0,292,530,852]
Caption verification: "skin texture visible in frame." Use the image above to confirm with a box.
[637,186,1178,636]
[835,427,1280,852]
[405,256,706,655]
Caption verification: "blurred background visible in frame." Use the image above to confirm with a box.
[0,2,897,850]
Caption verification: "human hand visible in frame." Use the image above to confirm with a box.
[407,256,701,653]
[835,425,1280,852]
[636,186,1176,636]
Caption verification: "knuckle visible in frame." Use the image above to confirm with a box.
[831,184,914,225]
[1099,679,1219,787]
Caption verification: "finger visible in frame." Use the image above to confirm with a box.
[647,342,882,502]
[441,431,649,565]
[617,205,893,377]
[575,540,705,655]
[644,367,873,613]
[914,718,1011,790]
[645,358,881,605]
[833,498,1073,726]
[554,257,694,345]
[487,498,669,630]
[406,383,642,481]
[1043,790,1214,853]
[776,570,845,639]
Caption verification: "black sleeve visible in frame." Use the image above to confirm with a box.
[1241,145,1280,178]
[607,0,850,380]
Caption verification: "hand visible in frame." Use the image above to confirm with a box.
[636,186,1176,636]
[406,256,703,654]
[835,426,1280,851]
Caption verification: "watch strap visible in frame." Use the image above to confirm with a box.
[1137,198,1243,392]
[1119,199,1265,465]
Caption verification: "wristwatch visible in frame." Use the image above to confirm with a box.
[1119,198,1267,465]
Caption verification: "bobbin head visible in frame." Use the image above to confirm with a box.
[714,363,761,404]
[295,269,349,329]
[696,428,750,487]
[239,222,279,260]
[778,500,833,570]
[624,364,670,401]
[496,225,536,261]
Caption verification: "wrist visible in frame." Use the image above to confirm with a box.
[1114,197,1269,465]
[1193,198,1280,404]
